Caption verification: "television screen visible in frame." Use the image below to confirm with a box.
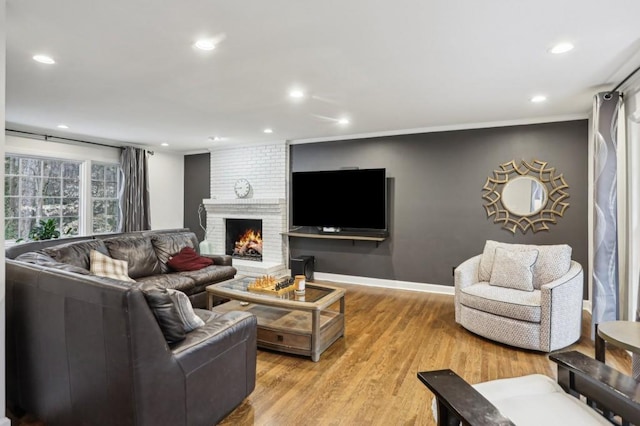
[291,168,386,231]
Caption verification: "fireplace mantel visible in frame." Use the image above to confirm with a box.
[203,198,285,206]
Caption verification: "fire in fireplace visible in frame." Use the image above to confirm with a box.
[225,219,263,261]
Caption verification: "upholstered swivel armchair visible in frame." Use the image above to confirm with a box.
[454,240,583,352]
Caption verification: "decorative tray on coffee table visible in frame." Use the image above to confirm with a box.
[247,275,297,296]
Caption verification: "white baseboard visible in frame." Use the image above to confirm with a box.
[315,273,592,313]
[0,417,10,426]
[314,272,455,295]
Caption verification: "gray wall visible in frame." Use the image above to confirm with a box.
[289,120,589,290]
[183,153,210,242]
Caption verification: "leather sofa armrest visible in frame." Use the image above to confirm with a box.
[172,310,257,366]
[202,254,233,266]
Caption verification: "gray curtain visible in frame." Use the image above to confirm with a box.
[592,91,623,334]
[119,146,151,232]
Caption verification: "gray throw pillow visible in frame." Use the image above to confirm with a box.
[141,284,187,344]
[141,284,204,345]
[167,289,205,332]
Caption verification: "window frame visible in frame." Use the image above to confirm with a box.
[89,161,122,235]
[5,141,121,241]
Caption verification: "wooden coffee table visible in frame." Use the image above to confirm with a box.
[206,277,345,362]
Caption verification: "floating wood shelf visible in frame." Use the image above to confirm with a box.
[283,230,387,246]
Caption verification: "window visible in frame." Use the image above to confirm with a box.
[4,154,121,241]
[91,163,121,233]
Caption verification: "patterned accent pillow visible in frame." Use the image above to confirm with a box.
[489,248,539,291]
[90,250,136,282]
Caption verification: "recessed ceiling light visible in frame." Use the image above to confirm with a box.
[289,90,305,98]
[33,55,55,64]
[194,39,216,51]
[549,42,574,54]
[57,124,69,129]
[161,143,169,147]
[338,118,350,125]
[263,128,273,134]
[208,136,223,142]
[530,95,547,103]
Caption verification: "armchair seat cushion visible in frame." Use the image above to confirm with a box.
[472,374,610,425]
[460,282,541,322]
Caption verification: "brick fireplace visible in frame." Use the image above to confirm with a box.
[203,142,288,277]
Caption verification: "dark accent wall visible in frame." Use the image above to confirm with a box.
[290,120,589,292]
[183,153,210,242]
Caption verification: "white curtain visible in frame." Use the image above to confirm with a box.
[592,92,623,333]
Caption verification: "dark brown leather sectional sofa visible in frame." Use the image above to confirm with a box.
[6,229,257,426]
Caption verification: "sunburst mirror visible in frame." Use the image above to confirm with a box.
[482,159,569,234]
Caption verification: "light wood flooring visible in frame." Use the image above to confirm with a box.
[219,281,631,426]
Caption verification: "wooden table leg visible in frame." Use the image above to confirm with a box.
[339,295,345,338]
[595,323,606,363]
[311,310,320,362]
[207,293,213,311]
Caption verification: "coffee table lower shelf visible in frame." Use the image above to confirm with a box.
[212,300,344,362]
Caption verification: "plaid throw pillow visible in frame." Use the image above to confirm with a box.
[90,249,135,282]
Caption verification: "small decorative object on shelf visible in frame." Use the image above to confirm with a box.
[247,275,296,296]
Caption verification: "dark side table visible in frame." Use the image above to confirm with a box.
[595,320,640,380]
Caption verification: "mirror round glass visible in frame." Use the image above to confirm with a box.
[501,176,548,216]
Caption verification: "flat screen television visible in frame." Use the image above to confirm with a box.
[291,168,387,232]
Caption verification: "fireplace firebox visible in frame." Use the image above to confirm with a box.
[225,218,263,261]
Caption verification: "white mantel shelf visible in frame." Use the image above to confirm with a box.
[203,198,285,205]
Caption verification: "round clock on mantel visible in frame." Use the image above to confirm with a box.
[234,178,251,198]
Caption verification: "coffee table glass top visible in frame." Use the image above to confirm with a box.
[215,276,334,303]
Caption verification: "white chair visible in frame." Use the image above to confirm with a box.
[454,240,583,352]
[418,351,640,426]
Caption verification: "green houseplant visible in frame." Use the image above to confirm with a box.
[28,218,61,241]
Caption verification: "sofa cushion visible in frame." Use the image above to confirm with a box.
[489,248,538,292]
[460,282,541,322]
[136,273,197,294]
[15,251,91,275]
[178,265,236,288]
[478,240,572,288]
[151,232,200,273]
[167,247,214,272]
[42,239,109,270]
[104,236,162,279]
[89,249,136,282]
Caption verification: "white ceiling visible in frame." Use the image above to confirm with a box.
[6,0,640,152]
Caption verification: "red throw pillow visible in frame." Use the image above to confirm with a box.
[167,247,214,272]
